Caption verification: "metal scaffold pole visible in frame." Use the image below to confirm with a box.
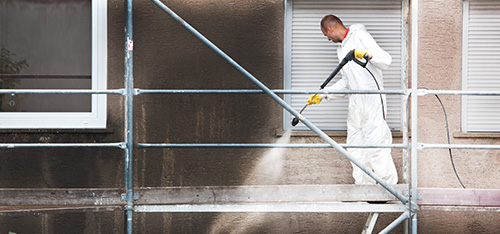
[124,0,134,233]
[410,0,419,232]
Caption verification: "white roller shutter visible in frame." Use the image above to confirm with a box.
[462,0,500,132]
[285,0,403,131]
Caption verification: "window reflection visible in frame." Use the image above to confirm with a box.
[0,0,91,112]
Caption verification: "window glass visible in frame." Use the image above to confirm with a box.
[0,0,91,113]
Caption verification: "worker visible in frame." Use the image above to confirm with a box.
[308,15,398,184]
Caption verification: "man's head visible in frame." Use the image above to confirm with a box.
[320,15,347,43]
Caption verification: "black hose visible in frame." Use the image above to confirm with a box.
[435,94,466,188]
[364,67,386,120]
[418,87,466,189]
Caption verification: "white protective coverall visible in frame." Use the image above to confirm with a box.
[321,24,398,184]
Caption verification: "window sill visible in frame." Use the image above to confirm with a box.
[453,132,500,138]
[277,130,403,138]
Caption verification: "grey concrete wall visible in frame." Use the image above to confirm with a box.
[0,0,499,233]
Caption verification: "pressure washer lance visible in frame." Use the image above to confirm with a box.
[291,49,371,127]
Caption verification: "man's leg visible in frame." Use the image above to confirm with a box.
[348,127,376,184]
[364,120,398,184]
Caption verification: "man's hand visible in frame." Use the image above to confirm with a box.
[354,49,372,60]
[307,94,322,105]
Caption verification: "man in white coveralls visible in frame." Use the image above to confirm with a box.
[308,15,398,184]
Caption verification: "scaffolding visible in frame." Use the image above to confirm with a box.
[1,0,500,233]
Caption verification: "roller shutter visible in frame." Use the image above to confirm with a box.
[463,0,500,132]
[285,0,404,131]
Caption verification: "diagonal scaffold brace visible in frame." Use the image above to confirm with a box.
[149,0,411,207]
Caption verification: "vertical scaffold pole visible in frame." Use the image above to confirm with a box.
[410,0,419,232]
[124,0,134,233]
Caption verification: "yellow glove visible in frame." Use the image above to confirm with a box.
[354,49,370,60]
[307,94,322,105]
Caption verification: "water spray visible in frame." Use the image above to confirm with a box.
[291,49,371,127]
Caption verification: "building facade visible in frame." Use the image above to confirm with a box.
[0,0,499,233]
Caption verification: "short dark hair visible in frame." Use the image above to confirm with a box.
[321,15,344,29]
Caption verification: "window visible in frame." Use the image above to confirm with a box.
[0,0,107,129]
[284,0,406,131]
[462,0,500,132]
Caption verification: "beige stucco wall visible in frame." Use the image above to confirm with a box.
[418,0,500,189]
[416,0,500,232]
[0,0,499,233]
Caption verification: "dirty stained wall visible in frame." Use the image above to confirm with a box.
[0,0,500,233]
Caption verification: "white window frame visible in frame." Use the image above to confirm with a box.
[462,0,470,133]
[462,0,500,132]
[0,0,107,129]
[283,0,407,131]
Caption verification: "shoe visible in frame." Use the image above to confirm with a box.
[367,200,388,204]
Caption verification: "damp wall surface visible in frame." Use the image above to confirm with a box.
[0,0,499,233]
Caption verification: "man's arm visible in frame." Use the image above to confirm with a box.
[321,77,348,101]
[357,30,392,70]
